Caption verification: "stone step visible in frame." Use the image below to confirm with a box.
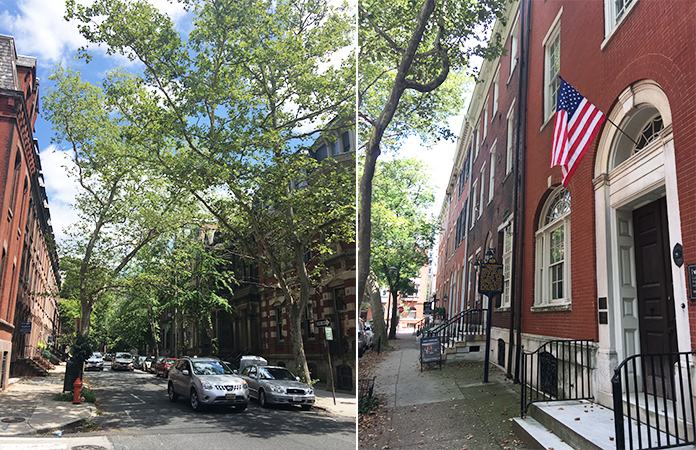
[512,416,575,450]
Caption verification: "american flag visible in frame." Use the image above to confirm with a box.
[551,77,605,187]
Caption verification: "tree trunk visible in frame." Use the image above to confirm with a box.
[289,303,310,383]
[388,289,400,339]
[367,270,388,349]
[79,301,92,337]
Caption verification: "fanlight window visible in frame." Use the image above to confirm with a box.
[544,188,570,226]
[633,115,663,153]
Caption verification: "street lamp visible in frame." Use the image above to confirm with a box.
[386,266,396,335]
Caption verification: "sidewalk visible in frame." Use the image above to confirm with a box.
[314,388,357,418]
[0,362,95,436]
[361,332,524,449]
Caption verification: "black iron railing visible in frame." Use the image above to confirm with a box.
[612,351,696,450]
[521,339,594,416]
[424,308,486,352]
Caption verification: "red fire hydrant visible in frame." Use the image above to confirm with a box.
[73,378,83,404]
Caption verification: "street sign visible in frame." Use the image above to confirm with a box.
[398,305,404,314]
[420,336,442,371]
[315,318,331,327]
[19,322,31,334]
[325,327,333,340]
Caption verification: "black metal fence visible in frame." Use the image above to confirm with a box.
[359,376,376,400]
[423,308,486,352]
[612,351,696,450]
[521,339,594,416]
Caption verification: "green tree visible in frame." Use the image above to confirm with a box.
[43,65,197,337]
[357,0,507,302]
[65,0,356,382]
[371,158,437,339]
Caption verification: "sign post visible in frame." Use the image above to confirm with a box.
[478,252,504,383]
[321,322,337,405]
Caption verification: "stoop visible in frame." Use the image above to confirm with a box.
[442,335,486,362]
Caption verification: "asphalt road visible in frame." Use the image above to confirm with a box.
[76,365,356,450]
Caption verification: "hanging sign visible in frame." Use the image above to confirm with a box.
[479,257,504,297]
[19,322,31,334]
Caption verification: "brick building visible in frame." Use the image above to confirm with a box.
[0,35,61,388]
[435,0,696,415]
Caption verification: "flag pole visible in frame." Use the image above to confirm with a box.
[604,117,640,147]
[557,75,639,147]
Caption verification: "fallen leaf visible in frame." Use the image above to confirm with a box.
[610,437,615,441]
[467,434,474,439]
[575,417,580,421]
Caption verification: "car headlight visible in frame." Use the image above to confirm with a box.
[242,380,249,390]
[269,385,284,393]
[201,381,213,390]
[308,389,314,395]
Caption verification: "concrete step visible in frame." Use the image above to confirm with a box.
[529,400,615,450]
[512,416,575,450]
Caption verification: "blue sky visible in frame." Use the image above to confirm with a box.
[0,0,189,245]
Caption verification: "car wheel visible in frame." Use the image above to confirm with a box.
[259,389,268,408]
[235,403,248,411]
[190,388,202,412]
[168,382,179,403]
[301,405,311,411]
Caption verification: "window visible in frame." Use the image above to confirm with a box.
[501,222,513,308]
[509,14,520,78]
[534,187,571,309]
[492,69,499,116]
[479,165,485,217]
[474,126,480,159]
[544,11,562,120]
[633,115,663,153]
[315,144,328,161]
[483,99,488,140]
[604,0,637,37]
[275,307,284,341]
[488,143,496,203]
[341,130,352,153]
[9,151,21,216]
[470,180,478,228]
[506,101,516,175]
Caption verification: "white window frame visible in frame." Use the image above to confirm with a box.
[603,0,639,42]
[492,68,500,117]
[479,164,485,217]
[506,100,516,176]
[543,8,563,123]
[483,99,488,140]
[470,179,478,228]
[533,186,571,311]
[499,218,514,309]
[488,141,496,203]
[475,125,480,159]
[508,12,520,82]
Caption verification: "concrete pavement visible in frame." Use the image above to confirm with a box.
[364,331,524,449]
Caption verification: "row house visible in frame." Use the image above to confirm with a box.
[435,0,696,441]
[0,35,61,388]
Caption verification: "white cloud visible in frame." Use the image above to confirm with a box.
[40,145,79,246]
[1,0,188,67]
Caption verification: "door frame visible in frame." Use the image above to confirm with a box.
[593,80,689,406]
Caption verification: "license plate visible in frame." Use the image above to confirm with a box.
[292,396,302,402]
[226,394,236,400]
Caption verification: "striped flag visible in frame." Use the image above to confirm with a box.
[551,77,605,187]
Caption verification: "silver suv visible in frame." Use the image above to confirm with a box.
[167,356,249,411]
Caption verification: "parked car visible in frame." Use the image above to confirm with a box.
[358,319,368,357]
[152,356,164,374]
[143,356,156,373]
[240,364,314,410]
[112,352,134,371]
[133,355,146,370]
[364,321,374,349]
[85,352,104,371]
[167,356,249,412]
[237,355,267,374]
[156,357,178,378]
[103,352,113,361]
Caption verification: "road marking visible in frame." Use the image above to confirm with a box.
[124,410,136,423]
[129,393,146,403]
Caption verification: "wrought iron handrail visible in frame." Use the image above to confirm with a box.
[423,308,486,352]
[521,339,594,416]
[612,351,696,450]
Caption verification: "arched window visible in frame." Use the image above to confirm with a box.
[534,187,571,310]
[610,106,663,170]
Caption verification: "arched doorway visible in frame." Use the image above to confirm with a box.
[593,80,689,403]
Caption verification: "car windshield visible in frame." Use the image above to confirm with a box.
[259,367,297,381]
[90,353,102,359]
[116,353,131,359]
[192,361,233,375]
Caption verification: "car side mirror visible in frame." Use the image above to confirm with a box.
[233,370,239,374]
[182,370,189,376]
